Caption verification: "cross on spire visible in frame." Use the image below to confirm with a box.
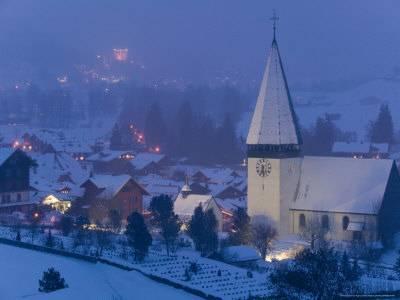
[270,10,279,41]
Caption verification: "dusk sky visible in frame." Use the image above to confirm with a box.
[0,0,399,87]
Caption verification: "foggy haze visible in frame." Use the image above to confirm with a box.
[0,0,399,88]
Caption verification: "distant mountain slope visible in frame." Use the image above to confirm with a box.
[239,77,400,141]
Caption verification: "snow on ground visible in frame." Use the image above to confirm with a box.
[0,243,198,300]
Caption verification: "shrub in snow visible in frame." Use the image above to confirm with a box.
[270,247,363,299]
[45,229,54,248]
[250,215,277,260]
[58,215,73,236]
[394,252,400,279]
[229,207,251,246]
[188,261,201,274]
[38,268,68,293]
[183,268,192,281]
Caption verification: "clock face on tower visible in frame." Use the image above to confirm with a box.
[256,159,272,177]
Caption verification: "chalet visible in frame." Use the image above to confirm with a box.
[189,182,210,195]
[215,185,246,200]
[0,148,37,214]
[130,152,167,175]
[79,175,148,224]
[29,152,89,213]
[86,150,135,175]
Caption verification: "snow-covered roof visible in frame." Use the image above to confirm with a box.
[87,150,134,162]
[214,198,247,214]
[130,152,165,170]
[85,174,132,198]
[174,193,213,217]
[0,148,17,166]
[332,142,370,154]
[223,246,261,263]
[29,152,89,197]
[371,143,389,153]
[291,156,394,214]
[247,39,301,145]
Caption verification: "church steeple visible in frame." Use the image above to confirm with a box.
[247,18,302,158]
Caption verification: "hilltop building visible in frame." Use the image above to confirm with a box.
[246,31,400,244]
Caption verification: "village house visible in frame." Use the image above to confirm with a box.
[86,150,135,175]
[0,148,37,214]
[130,152,167,176]
[79,174,148,224]
[173,183,214,226]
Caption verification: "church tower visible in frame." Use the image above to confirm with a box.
[247,19,302,234]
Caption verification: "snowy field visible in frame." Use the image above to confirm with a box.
[0,244,198,300]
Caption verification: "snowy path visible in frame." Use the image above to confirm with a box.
[0,244,199,300]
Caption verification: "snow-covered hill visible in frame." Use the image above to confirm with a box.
[0,244,197,299]
[239,77,400,141]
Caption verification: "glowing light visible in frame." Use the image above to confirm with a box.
[113,48,128,61]
[155,146,160,153]
[33,212,39,218]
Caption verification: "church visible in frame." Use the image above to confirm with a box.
[246,29,400,245]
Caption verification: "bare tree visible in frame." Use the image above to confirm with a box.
[300,215,330,250]
[250,215,277,260]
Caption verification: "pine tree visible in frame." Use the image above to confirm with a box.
[110,123,123,150]
[144,102,167,148]
[202,209,219,256]
[216,114,241,164]
[313,115,337,155]
[368,104,394,144]
[175,101,195,157]
[126,212,152,261]
[149,195,181,256]
[229,207,251,245]
[39,268,68,293]
[188,204,205,251]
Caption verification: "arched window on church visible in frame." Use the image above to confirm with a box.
[299,214,306,229]
[322,215,329,230]
[342,216,349,230]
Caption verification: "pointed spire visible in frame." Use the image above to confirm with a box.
[181,174,192,198]
[247,20,302,156]
[270,10,279,42]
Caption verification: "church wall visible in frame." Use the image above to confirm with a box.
[247,158,281,228]
[280,157,302,235]
[290,210,378,242]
